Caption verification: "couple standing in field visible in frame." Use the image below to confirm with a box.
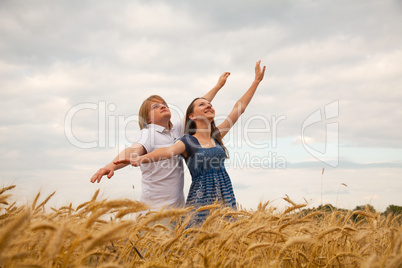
[91,60,266,223]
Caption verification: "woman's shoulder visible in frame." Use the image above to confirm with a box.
[181,134,195,140]
[180,134,198,144]
[180,134,199,158]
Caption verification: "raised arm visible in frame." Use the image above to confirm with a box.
[114,140,186,167]
[217,60,266,138]
[90,143,146,183]
[181,72,231,126]
[202,72,231,102]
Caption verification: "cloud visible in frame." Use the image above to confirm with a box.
[362,195,379,201]
[287,160,402,170]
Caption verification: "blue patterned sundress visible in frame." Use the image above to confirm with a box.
[180,134,237,224]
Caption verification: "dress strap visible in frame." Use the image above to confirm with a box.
[179,134,199,159]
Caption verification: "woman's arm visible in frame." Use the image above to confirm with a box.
[182,72,231,126]
[90,143,146,183]
[202,72,231,102]
[114,140,186,167]
[217,60,266,138]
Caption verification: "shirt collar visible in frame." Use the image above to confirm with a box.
[147,123,169,133]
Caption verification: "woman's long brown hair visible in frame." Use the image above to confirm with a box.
[184,98,229,158]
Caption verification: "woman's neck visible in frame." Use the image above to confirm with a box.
[194,130,211,140]
[194,120,211,139]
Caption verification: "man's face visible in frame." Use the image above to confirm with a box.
[147,100,171,125]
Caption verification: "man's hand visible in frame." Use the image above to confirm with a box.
[90,167,115,183]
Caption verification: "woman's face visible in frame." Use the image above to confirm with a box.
[190,98,215,122]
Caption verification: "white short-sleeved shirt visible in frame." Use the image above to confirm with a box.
[132,121,185,211]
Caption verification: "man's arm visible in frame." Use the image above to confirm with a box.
[90,143,146,183]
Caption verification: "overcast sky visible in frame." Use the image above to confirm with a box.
[1,0,401,211]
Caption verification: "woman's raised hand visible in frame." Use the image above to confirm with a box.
[254,60,266,82]
[216,72,231,88]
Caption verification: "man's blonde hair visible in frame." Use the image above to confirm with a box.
[138,95,173,130]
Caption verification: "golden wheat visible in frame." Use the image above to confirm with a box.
[0,185,401,267]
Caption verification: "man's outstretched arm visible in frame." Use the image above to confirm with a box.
[90,143,146,183]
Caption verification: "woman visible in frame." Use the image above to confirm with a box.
[115,61,266,222]
[90,72,230,212]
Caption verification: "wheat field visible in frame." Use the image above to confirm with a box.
[0,185,401,267]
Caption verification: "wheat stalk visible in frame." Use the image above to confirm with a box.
[0,185,16,195]
[85,221,133,253]
[317,227,342,239]
[34,191,56,213]
[0,186,401,267]
[283,204,307,214]
[0,209,30,253]
[326,252,362,267]
[246,242,272,253]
